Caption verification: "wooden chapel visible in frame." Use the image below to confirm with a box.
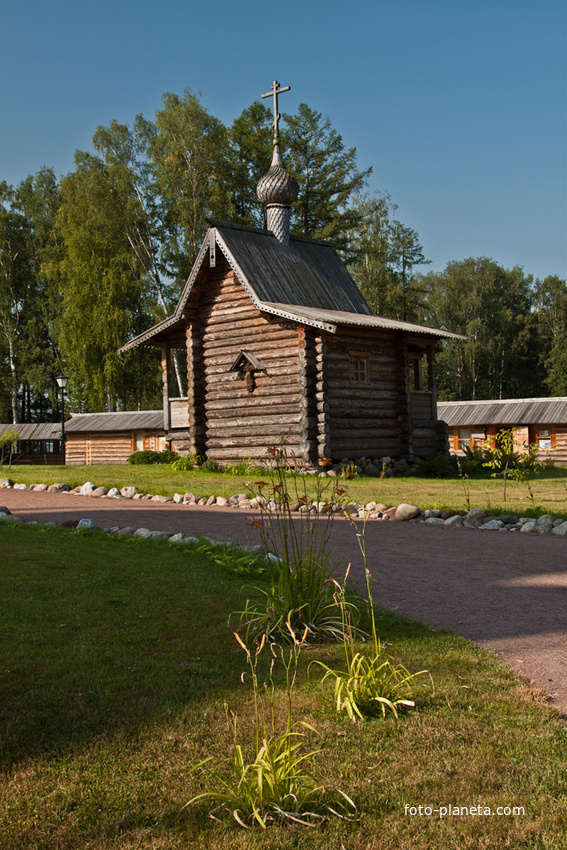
[120,82,462,465]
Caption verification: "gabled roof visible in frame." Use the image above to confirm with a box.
[438,397,567,427]
[65,411,164,433]
[119,221,464,351]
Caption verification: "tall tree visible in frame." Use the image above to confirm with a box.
[227,101,273,227]
[533,275,567,395]
[14,166,63,420]
[53,154,160,411]
[283,103,371,256]
[349,191,398,315]
[424,258,539,400]
[145,89,231,285]
[0,182,30,422]
[388,221,430,322]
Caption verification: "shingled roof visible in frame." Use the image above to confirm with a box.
[120,221,464,352]
[0,422,60,440]
[438,397,567,427]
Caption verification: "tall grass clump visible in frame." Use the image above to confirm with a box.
[186,627,356,828]
[312,516,432,720]
[237,439,353,643]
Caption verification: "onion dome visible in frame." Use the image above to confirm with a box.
[257,143,299,206]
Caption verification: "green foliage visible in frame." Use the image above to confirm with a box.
[483,429,545,503]
[195,540,266,578]
[425,257,542,401]
[186,631,356,828]
[0,428,20,467]
[200,457,223,473]
[341,461,357,480]
[457,444,484,476]
[169,453,198,471]
[283,103,372,259]
[416,452,458,479]
[227,101,272,227]
[127,449,175,465]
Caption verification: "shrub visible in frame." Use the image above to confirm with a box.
[457,445,484,476]
[128,449,177,465]
[417,452,458,479]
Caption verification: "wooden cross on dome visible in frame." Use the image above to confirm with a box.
[262,80,291,139]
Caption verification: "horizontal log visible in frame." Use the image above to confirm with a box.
[206,445,302,461]
[203,347,299,366]
[202,326,298,345]
[206,394,301,414]
[329,439,402,452]
[206,412,302,428]
[206,431,301,449]
[205,382,299,402]
[327,417,398,430]
[326,388,399,402]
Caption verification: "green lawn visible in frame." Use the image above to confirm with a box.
[4,461,567,519]
[1,523,566,848]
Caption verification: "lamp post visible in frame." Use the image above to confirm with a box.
[56,374,68,465]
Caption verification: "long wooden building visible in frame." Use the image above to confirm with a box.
[438,397,567,465]
[64,411,165,465]
[120,87,463,465]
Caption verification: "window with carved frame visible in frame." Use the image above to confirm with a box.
[349,354,369,384]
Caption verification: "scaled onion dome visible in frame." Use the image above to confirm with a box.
[256,142,299,206]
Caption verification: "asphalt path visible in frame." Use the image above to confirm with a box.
[2,487,566,717]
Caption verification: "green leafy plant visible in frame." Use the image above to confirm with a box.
[195,540,266,577]
[457,444,484,477]
[483,429,545,503]
[459,471,472,513]
[128,449,176,465]
[0,429,20,468]
[311,519,432,720]
[417,452,458,479]
[186,628,356,828]
[237,437,352,643]
[341,462,357,480]
[169,453,200,472]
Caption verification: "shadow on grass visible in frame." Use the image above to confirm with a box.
[0,524,261,766]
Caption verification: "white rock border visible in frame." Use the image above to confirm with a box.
[1,477,567,536]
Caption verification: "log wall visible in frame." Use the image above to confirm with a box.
[193,264,302,460]
[66,430,164,465]
[325,326,407,460]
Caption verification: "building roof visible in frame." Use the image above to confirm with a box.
[119,221,465,352]
[0,422,60,440]
[65,411,164,433]
[437,397,567,427]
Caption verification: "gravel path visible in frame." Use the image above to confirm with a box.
[2,487,566,718]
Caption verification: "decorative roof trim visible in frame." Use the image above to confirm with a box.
[260,302,466,340]
[257,302,337,332]
[117,314,184,353]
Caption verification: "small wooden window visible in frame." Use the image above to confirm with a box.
[537,425,556,450]
[350,355,368,384]
[458,428,472,452]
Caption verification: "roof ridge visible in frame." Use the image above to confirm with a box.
[206,218,335,247]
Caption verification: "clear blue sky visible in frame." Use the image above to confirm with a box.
[1,0,565,282]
